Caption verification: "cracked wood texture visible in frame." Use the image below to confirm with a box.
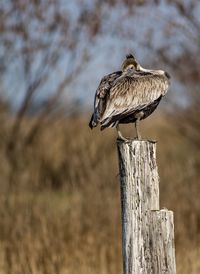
[117,140,176,274]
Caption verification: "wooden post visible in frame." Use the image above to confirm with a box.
[117,140,176,274]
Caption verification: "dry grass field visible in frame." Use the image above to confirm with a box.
[0,108,199,274]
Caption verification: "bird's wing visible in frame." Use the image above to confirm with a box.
[90,71,122,127]
[100,74,169,123]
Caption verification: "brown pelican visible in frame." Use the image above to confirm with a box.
[89,54,170,140]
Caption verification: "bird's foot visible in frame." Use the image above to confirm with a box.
[117,131,130,142]
[116,128,127,141]
[117,135,130,142]
[117,137,130,142]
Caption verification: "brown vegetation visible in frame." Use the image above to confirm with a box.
[0,105,199,274]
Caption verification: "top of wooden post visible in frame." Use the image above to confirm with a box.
[116,139,157,145]
[117,138,159,211]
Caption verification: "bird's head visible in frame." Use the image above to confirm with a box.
[121,54,141,72]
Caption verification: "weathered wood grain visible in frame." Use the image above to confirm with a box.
[150,210,176,274]
[117,140,176,274]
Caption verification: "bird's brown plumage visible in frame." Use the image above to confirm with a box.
[89,55,170,132]
[89,70,122,129]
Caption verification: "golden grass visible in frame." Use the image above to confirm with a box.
[0,110,199,273]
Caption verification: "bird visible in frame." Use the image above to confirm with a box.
[89,54,170,140]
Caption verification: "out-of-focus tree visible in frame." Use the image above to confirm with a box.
[157,1,200,148]
[0,1,94,149]
[0,0,153,149]
[0,0,104,184]
[1,0,200,186]
[0,0,152,185]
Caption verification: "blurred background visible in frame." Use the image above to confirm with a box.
[0,0,200,273]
